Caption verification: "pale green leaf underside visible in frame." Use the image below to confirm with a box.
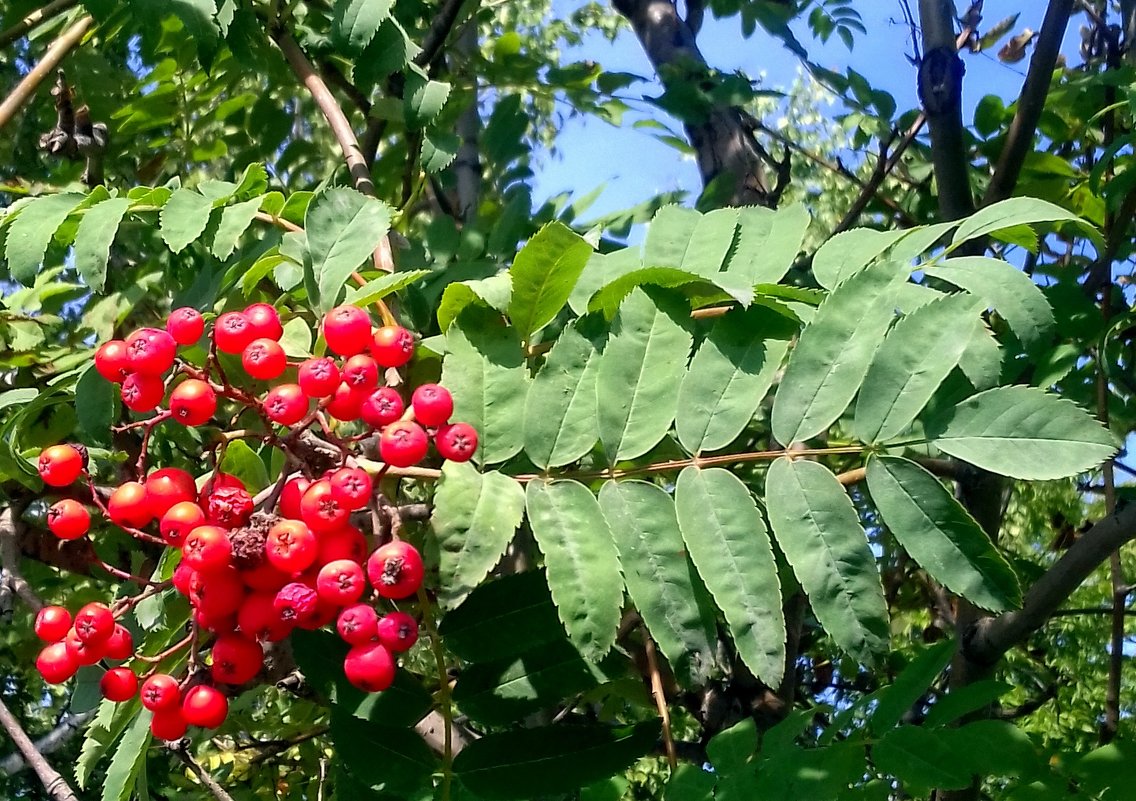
[508,222,593,341]
[160,188,213,254]
[523,320,602,468]
[305,187,393,312]
[6,193,85,285]
[74,198,131,292]
[725,203,809,285]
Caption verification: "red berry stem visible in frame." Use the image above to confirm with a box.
[135,632,193,666]
[95,559,169,589]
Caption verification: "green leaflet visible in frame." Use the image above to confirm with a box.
[595,288,692,462]
[771,259,905,445]
[765,458,889,664]
[440,309,529,464]
[598,480,719,684]
[676,308,792,454]
[422,131,460,172]
[438,571,564,663]
[938,721,1041,778]
[507,222,593,341]
[523,319,602,469]
[74,197,131,292]
[437,273,512,331]
[924,257,1055,351]
[811,227,907,289]
[75,363,116,447]
[950,197,1099,251]
[211,196,262,260]
[77,698,138,789]
[872,726,973,791]
[5,193,85,285]
[853,293,985,443]
[587,265,751,316]
[217,439,270,493]
[866,456,1021,611]
[868,640,955,733]
[923,679,1012,728]
[569,248,644,315]
[431,462,525,609]
[674,467,785,685]
[159,188,213,253]
[644,205,738,279]
[305,187,393,312]
[100,710,152,801]
[332,0,393,52]
[928,385,1117,480]
[725,203,809,285]
[404,71,451,128]
[959,321,1003,390]
[453,721,660,800]
[526,480,623,660]
[331,710,435,796]
[345,269,432,307]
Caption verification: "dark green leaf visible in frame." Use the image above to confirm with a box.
[331,710,435,796]
[74,198,130,292]
[159,188,214,253]
[4,193,85,285]
[333,0,393,52]
[872,726,972,791]
[211,197,262,260]
[75,364,116,447]
[217,440,270,493]
[438,571,563,662]
[346,269,432,306]
[100,710,152,801]
[404,72,451,128]
[523,319,602,469]
[422,131,461,172]
[923,680,1012,728]
[868,640,955,732]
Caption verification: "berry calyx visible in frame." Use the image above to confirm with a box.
[323,305,372,356]
[126,327,177,375]
[379,421,429,467]
[366,541,425,599]
[237,593,294,642]
[47,499,90,540]
[169,379,217,426]
[204,485,254,528]
[371,325,415,368]
[360,387,405,428]
[328,467,372,511]
[343,642,396,692]
[121,372,165,412]
[297,357,341,398]
[337,604,379,645]
[435,422,478,463]
[141,673,181,711]
[38,444,84,487]
[299,480,349,533]
[273,582,319,625]
[265,520,318,574]
[264,384,309,426]
[183,525,233,571]
[316,559,366,606]
[167,307,205,345]
[213,312,255,354]
[210,634,263,684]
[74,602,115,644]
[144,467,197,518]
[182,685,229,729]
[341,354,379,391]
[64,628,104,665]
[34,606,72,642]
[376,611,419,653]
[160,501,206,547]
[100,667,138,702]
[244,303,284,341]
[411,384,453,427]
[242,338,287,381]
[325,382,368,422]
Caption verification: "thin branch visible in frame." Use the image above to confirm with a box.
[415,0,471,68]
[1099,288,1124,745]
[0,710,95,776]
[0,697,80,801]
[417,585,454,801]
[644,636,676,770]
[0,15,93,135]
[0,0,79,49]
[1050,607,1136,618]
[0,504,44,614]
[170,742,238,801]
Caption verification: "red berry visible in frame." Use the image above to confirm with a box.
[36,642,79,684]
[299,479,349,533]
[337,604,379,645]
[104,625,134,660]
[242,338,287,381]
[141,673,181,711]
[297,357,341,398]
[411,384,453,427]
[317,525,368,565]
[376,611,419,653]
[167,307,205,346]
[169,379,216,426]
[265,520,318,574]
[213,311,255,354]
[264,383,309,426]
[316,559,366,606]
[64,628,104,665]
[379,421,429,467]
[343,642,396,693]
[328,467,372,511]
[435,422,479,463]
[296,600,340,631]
[160,501,206,547]
[144,467,197,518]
[195,608,237,635]
[279,476,312,519]
[371,325,415,368]
[360,387,405,428]
[239,561,291,592]
[182,685,229,729]
[183,526,232,572]
[34,606,72,642]
[74,602,115,644]
[126,328,177,376]
[273,582,319,625]
[121,372,165,412]
[47,499,90,540]
[197,473,246,507]
[366,541,425,600]
[244,303,284,341]
[342,354,379,391]
[172,563,196,596]
[107,481,153,528]
[100,667,138,702]
[150,708,188,741]
[38,444,84,487]
[94,340,131,383]
[189,566,246,618]
[326,382,368,422]
[323,305,372,356]
[210,634,263,684]
[237,593,294,642]
[204,484,254,528]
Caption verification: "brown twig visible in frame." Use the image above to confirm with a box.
[644,635,676,770]
[0,0,79,49]
[0,504,43,613]
[415,0,471,68]
[170,741,238,801]
[0,15,93,134]
[0,710,95,776]
[0,697,80,801]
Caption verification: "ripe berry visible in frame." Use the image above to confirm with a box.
[244,303,284,341]
[213,311,255,354]
[379,421,429,467]
[189,567,246,618]
[239,560,290,592]
[34,606,72,642]
[326,383,368,422]
[144,467,197,518]
[141,673,181,711]
[337,604,379,645]
[264,384,309,426]
[237,593,293,642]
[273,582,319,625]
[210,634,263,684]
[94,340,131,383]
[169,379,216,426]
[64,628,104,665]
[299,479,349,533]
[36,642,79,684]
[371,325,415,368]
[278,476,312,519]
[296,601,340,631]
[366,541,424,599]
[108,481,153,528]
[328,467,372,511]
[435,422,478,463]
[126,328,177,375]
[121,372,165,412]
[376,611,419,653]
[342,354,379,391]
[167,307,205,345]
[47,499,90,540]
[360,387,405,428]
[204,485,254,528]
[38,444,84,487]
[317,525,368,565]
[104,625,134,661]
[316,559,366,606]
[265,520,318,574]
[100,667,138,702]
[183,526,233,571]
[160,501,206,547]
[297,357,341,398]
[343,642,396,693]
[195,608,237,635]
[411,384,453,427]
[150,708,188,741]
[323,305,372,356]
[74,602,115,644]
[182,685,229,729]
[242,338,287,381]
[172,563,196,596]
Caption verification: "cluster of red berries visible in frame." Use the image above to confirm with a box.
[31,301,478,741]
